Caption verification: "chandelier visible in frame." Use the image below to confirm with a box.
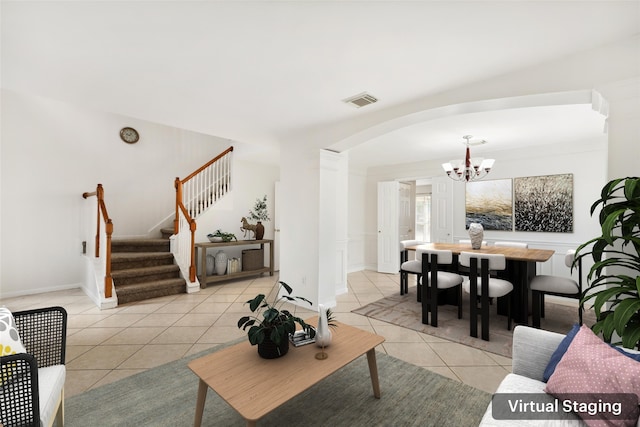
[441,135,495,182]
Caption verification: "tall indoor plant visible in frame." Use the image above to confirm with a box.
[575,177,640,349]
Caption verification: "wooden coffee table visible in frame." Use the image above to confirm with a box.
[188,319,385,426]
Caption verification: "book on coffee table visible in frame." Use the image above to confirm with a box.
[289,329,316,347]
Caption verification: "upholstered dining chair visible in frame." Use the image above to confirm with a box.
[0,306,67,427]
[493,242,528,278]
[419,248,464,327]
[529,249,582,328]
[459,252,514,341]
[399,240,426,297]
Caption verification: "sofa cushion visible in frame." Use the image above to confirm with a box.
[0,307,26,356]
[38,365,66,426]
[544,324,640,383]
[545,325,640,427]
[543,323,581,382]
[480,373,584,426]
[0,307,27,386]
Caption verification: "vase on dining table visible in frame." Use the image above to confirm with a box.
[468,222,484,250]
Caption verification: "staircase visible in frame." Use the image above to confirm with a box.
[110,228,186,304]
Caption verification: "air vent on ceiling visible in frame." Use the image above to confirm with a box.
[343,92,378,108]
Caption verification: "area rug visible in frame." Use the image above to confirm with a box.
[352,289,594,358]
[66,341,491,427]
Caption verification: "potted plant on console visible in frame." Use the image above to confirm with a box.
[247,195,270,240]
[576,176,640,349]
[237,281,314,358]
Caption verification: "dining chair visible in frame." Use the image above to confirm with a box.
[459,252,514,341]
[493,242,528,279]
[399,240,426,296]
[419,248,464,327]
[529,249,582,328]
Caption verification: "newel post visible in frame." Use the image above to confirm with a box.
[189,219,197,282]
[95,184,104,258]
[174,177,182,235]
[105,219,113,298]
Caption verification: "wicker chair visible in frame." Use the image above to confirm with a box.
[1,306,67,427]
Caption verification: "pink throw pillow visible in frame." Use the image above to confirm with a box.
[545,325,640,426]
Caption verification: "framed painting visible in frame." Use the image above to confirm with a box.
[514,173,573,232]
[465,179,513,230]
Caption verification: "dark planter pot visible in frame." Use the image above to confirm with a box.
[255,221,265,240]
[257,335,289,359]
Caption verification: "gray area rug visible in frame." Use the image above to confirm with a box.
[352,288,593,358]
[66,341,491,427]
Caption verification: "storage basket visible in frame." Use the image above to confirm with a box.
[242,249,264,271]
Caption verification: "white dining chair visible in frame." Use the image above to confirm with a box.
[399,240,426,297]
[419,248,464,327]
[459,252,514,341]
[529,249,582,328]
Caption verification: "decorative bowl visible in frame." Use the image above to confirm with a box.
[208,236,223,243]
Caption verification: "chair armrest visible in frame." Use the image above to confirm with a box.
[511,325,565,382]
[1,353,41,427]
[13,306,67,367]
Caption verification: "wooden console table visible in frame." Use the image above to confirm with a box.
[195,239,274,288]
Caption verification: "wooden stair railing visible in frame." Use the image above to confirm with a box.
[174,146,234,283]
[82,184,114,298]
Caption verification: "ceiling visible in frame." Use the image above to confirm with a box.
[2,1,637,167]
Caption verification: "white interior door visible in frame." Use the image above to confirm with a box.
[431,176,454,243]
[274,181,281,271]
[399,182,413,241]
[377,181,399,273]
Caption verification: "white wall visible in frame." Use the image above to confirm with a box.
[0,90,279,297]
[279,144,321,305]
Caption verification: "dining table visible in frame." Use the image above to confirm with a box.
[406,242,555,324]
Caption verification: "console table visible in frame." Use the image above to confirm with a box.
[195,239,274,288]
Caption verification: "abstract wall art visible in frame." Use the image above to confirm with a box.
[514,173,573,232]
[465,179,513,231]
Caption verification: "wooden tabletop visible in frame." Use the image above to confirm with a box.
[188,318,385,423]
[407,242,554,263]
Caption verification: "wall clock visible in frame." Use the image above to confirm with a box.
[120,127,140,144]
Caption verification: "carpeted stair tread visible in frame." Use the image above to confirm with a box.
[110,234,185,304]
[111,252,175,270]
[115,278,186,305]
[160,228,174,239]
[112,264,180,286]
[112,239,170,253]
[115,277,186,290]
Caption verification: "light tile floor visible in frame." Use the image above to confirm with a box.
[2,270,511,399]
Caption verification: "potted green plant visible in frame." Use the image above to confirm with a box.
[247,195,270,240]
[575,176,640,349]
[237,281,314,358]
[207,229,237,243]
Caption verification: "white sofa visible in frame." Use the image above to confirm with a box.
[480,326,580,426]
[480,325,640,427]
